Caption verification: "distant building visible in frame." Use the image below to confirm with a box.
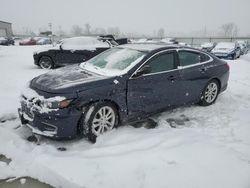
[0,20,13,38]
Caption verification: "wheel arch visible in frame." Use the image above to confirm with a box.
[38,55,55,67]
[208,77,221,92]
[77,99,122,135]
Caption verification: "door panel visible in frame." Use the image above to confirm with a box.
[127,50,182,118]
[177,50,214,104]
[56,50,77,65]
[127,70,182,117]
[179,65,209,104]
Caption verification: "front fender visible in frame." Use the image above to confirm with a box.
[75,79,128,122]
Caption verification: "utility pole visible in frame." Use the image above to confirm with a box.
[48,22,53,44]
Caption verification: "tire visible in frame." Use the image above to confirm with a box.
[199,80,219,106]
[81,102,119,143]
[232,53,236,60]
[39,56,54,69]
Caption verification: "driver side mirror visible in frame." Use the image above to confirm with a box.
[59,44,63,50]
[133,65,151,78]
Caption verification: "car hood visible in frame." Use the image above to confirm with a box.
[30,65,112,94]
[212,48,234,54]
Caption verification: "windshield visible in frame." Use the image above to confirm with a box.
[80,47,146,76]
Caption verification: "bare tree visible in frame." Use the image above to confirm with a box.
[157,28,165,38]
[107,27,120,36]
[84,23,91,35]
[71,25,83,36]
[55,26,66,38]
[92,27,106,35]
[221,23,238,37]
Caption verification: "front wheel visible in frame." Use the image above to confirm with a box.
[81,102,119,143]
[39,56,54,69]
[199,80,219,106]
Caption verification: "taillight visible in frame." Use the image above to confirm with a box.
[225,63,230,71]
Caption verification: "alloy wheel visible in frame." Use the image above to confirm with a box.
[204,82,218,103]
[91,106,116,136]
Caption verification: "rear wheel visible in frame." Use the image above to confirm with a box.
[39,56,54,69]
[199,80,219,106]
[81,102,119,143]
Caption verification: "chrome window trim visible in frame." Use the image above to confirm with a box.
[129,48,214,79]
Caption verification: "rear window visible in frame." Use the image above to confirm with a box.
[178,51,200,66]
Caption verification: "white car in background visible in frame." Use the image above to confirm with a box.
[237,40,248,55]
[200,42,216,52]
[211,42,241,60]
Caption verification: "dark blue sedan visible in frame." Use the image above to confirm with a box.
[18,44,230,142]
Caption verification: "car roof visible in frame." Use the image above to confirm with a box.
[119,43,177,52]
[119,43,196,52]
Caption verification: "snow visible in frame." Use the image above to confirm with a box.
[81,48,146,76]
[214,42,235,50]
[0,45,250,188]
[61,36,110,51]
[20,178,26,184]
[121,43,170,51]
[201,42,214,48]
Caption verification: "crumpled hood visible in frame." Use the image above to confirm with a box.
[30,65,110,94]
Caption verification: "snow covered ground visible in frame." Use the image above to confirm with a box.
[0,45,250,188]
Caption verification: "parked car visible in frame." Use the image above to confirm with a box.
[115,38,129,45]
[161,38,178,44]
[33,36,117,69]
[19,37,36,45]
[133,38,159,43]
[211,42,241,59]
[237,40,248,55]
[200,42,216,52]
[36,38,52,45]
[0,37,15,45]
[18,44,229,142]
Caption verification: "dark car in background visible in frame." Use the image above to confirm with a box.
[18,43,229,142]
[0,37,15,45]
[33,36,118,69]
[36,37,52,45]
[211,42,241,59]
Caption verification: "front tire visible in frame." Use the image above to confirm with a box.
[81,102,119,143]
[199,80,219,106]
[39,56,54,69]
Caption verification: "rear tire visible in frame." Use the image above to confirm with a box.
[39,56,54,69]
[199,80,219,106]
[81,102,119,143]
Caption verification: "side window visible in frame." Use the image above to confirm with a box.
[200,53,210,62]
[145,52,175,74]
[178,51,200,66]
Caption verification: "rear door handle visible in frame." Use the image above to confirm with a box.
[200,67,207,73]
[167,75,176,81]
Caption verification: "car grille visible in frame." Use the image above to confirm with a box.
[20,96,41,120]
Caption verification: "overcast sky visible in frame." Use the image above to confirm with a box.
[1,0,250,36]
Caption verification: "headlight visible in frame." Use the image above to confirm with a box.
[42,99,73,109]
[59,99,73,108]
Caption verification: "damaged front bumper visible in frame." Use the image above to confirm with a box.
[18,99,82,139]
